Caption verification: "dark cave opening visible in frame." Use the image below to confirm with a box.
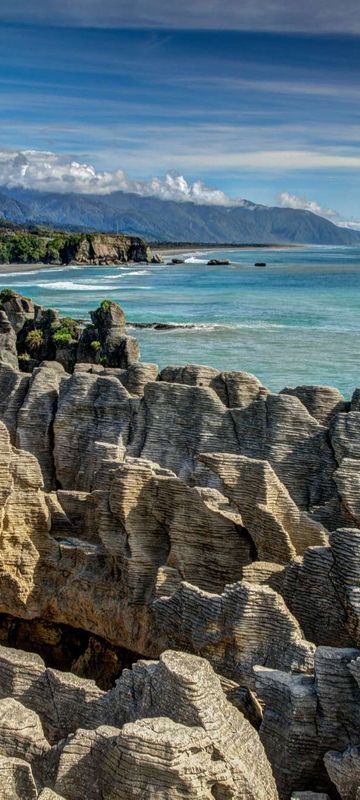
[0,613,141,691]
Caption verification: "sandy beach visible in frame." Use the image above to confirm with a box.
[0,262,61,275]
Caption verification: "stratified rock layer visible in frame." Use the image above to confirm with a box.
[0,296,359,796]
[0,646,278,800]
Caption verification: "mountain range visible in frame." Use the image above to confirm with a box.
[0,186,358,245]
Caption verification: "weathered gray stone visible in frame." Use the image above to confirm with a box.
[0,311,18,370]
[53,650,278,800]
[53,372,137,491]
[255,646,360,799]
[152,579,315,686]
[0,293,36,335]
[200,452,328,562]
[16,363,67,490]
[0,363,29,444]
[325,746,360,800]
[281,384,346,425]
[0,754,37,799]
[0,698,50,784]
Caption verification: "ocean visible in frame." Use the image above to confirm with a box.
[1,245,360,397]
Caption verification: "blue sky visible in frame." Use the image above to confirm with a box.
[0,6,359,222]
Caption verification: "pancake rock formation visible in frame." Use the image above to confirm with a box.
[0,294,359,796]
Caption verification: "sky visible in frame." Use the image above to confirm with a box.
[0,3,359,224]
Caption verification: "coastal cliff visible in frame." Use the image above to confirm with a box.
[0,293,359,798]
[0,225,153,265]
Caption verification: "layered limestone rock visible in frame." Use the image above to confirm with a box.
[281,384,347,426]
[128,381,339,523]
[159,363,268,408]
[0,310,18,370]
[0,421,316,681]
[59,233,152,265]
[331,410,360,526]
[0,755,38,799]
[0,296,360,796]
[0,646,279,800]
[0,292,37,335]
[16,362,67,491]
[53,372,137,491]
[255,646,360,799]
[200,452,328,562]
[324,747,360,800]
[282,527,360,648]
[152,579,315,686]
[108,457,254,593]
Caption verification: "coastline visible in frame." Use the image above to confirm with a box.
[0,262,68,275]
[0,243,304,275]
[158,243,302,256]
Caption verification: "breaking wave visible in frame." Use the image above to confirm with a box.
[36,281,117,291]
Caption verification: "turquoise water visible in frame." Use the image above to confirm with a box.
[1,245,360,397]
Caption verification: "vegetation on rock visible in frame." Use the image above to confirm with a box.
[52,318,78,347]
[25,328,44,351]
[52,329,73,346]
[0,225,151,265]
[0,288,16,302]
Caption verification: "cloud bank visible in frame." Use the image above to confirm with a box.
[276,192,338,219]
[0,149,242,206]
[1,150,358,229]
[3,0,360,33]
[277,191,360,231]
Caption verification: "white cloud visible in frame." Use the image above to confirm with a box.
[336,220,360,231]
[276,191,338,219]
[276,191,360,231]
[0,149,243,206]
[1,149,359,229]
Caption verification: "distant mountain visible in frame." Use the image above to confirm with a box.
[0,186,358,245]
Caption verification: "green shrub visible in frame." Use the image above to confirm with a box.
[100,299,111,312]
[53,329,73,346]
[52,315,78,332]
[45,236,67,263]
[11,234,47,264]
[18,352,30,362]
[99,355,108,366]
[51,318,78,346]
[0,241,11,264]
[0,288,16,302]
[90,340,101,352]
[61,317,78,334]
[26,328,44,351]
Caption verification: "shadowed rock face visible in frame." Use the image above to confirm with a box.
[0,646,279,799]
[1,297,360,796]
